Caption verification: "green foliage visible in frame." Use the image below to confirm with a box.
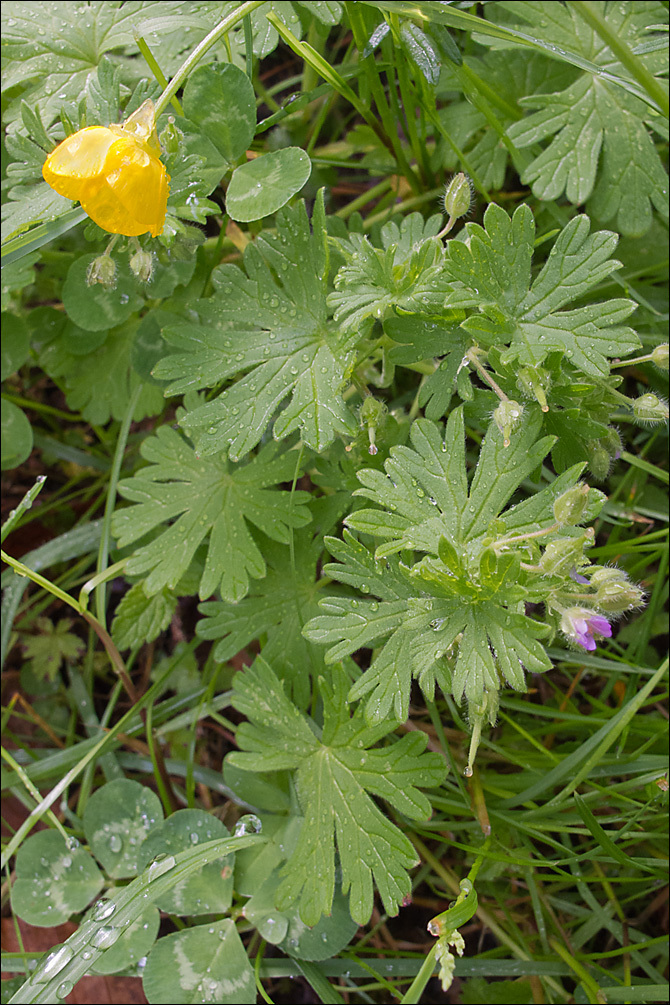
[19,617,85,681]
[496,0,669,235]
[2,2,667,1002]
[155,193,360,458]
[229,658,445,925]
[141,920,255,1005]
[113,428,311,601]
[441,203,640,377]
[11,831,104,927]
[304,406,610,730]
[197,528,340,707]
[327,212,452,331]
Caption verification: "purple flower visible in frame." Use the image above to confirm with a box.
[561,608,612,651]
[569,567,590,585]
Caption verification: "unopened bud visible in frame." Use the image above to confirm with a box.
[596,579,645,612]
[86,254,116,289]
[540,537,585,576]
[651,344,669,369]
[130,248,154,283]
[158,116,183,154]
[586,442,611,482]
[493,399,523,447]
[633,393,669,424]
[553,484,590,526]
[359,396,387,455]
[443,173,472,220]
[516,366,551,412]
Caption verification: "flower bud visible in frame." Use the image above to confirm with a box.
[632,393,669,424]
[159,117,183,155]
[86,254,116,289]
[516,366,551,411]
[443,173,472,221]
[553,484,590,526]
[540,536,586,576]
[359,396,387,455]
[651,344,669,370]
[493,399,523,447]
[130,248,154,283]
[586,441,611,482]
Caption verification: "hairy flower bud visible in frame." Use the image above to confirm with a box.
[588,567,645,612]
[443,173,472,220]
[540,536,587,576]
[86,254,117,289]
[493,399,523,447]
[553,484,590,526]
[632,393,669,424]
[359,395,387,455]
[651,343,669,370]
[129,248,154,283]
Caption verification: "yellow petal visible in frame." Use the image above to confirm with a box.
[42,106,170,237]
[42,126,117,200]
[80,141,169,237]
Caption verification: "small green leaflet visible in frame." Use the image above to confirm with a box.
[228,658,445,925]
[327,213,452,332]
[499,0,669,236]
[442,203,640,377]
[112,428,311,603]
[154,193,359,459]
[197,529,339,709]
[303,407,605,725]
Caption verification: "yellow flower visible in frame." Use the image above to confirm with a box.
[42,100,169,238]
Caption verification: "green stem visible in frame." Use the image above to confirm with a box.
[570,0,669,117]
[400,944,439,1004]
[1,477,46,544]
[153,1,267,119]
[95,384,141,627]
[0,747,70,842]
[134,31,183,115]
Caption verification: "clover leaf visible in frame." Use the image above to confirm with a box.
[154,193,359,459]
[112,426,311,602]
[304,407,607,729]
[498,0,669,235]
[442,203,640,378]
[228,658,445,925]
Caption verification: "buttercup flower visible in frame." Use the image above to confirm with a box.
[560,607,612,651]
[42,100,169,238]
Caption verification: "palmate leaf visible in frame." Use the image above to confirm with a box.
[196,529,340,708]
[304,407,606,725]
[0,1,197,124]
[442,203,640,377]
[154,193,359,459]
[327,213,452,333]
[436,48,578,191]
[228,658,445,925]
[112,427,311,603]
[496,0,669,236]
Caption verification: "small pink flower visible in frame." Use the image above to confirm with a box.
[561,608,612,651]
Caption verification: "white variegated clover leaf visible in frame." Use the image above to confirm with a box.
[112,426,311,604]
[303,406,633,766]
[153,191,360,460]
[228,658,445,926]
[442,203,641,378]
